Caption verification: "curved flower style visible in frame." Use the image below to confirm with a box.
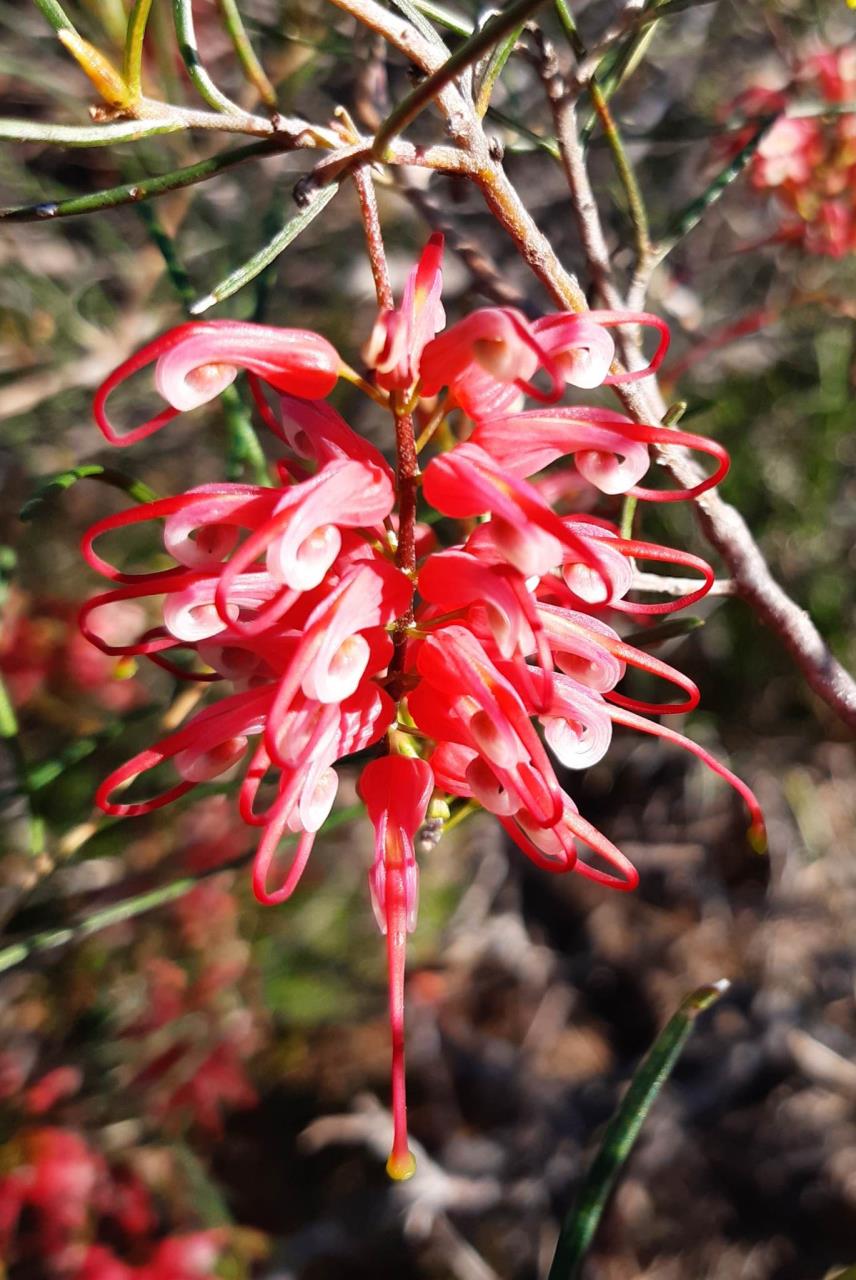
[83,234,764,1179]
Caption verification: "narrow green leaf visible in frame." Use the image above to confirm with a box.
[123,0,155,100]
[406,0,472,37]
[0,116,184,147]
[0,803,364,975]
[33,0,78,35]
[475,22,526,118]
[190,182,340,313]
[172,0,244,115]
[547,980,729,1280]
[389,0,451,51]
[1,140,274,222]
[20,465,158,522]
[373,0,551,159]
[215,0,278,107]
[656,120,776,258]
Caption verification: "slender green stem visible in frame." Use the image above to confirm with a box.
[32,0,78,35]
[547,980,729,1280]
[0,803,363,976]
[123,0,154,100]
[0,116,184,146]
[655,120,777,260]
[190,182,340,313]
[372,0,551,158]
[135,202,195,307]
[172,0,245,114]
[554,0,650,261]
[390,0,451,49]
[20,465,158,522]
[407,0,472,37]
[215,0,277,107]
[488,105,560,157]
[1,140,277,222]
[475,22,525,118]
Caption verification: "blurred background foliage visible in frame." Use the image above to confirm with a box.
[1,0,855,1277]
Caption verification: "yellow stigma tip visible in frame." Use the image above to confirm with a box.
[386,1150,417,1181]
[748,822,768,855]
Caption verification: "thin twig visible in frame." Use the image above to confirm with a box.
[353,165,395,309]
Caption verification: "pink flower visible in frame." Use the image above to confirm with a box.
[82,235,765,1179]
[364,232,446,390]
[95,320,341,446]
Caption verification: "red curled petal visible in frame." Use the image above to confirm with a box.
[609,703,765,844]
[252,819,316,905]
[621,423,730,502]
[94,321,341,447]
[607,537,715,616]
[585,310,671,384]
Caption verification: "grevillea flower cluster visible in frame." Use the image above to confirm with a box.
[82,234,763,1179]
[727,45,856,257]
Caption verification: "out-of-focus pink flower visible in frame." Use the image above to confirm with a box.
[725,47,856,258]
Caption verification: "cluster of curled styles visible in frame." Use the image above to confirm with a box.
[83,233,764,1180]
[727,45,856,258]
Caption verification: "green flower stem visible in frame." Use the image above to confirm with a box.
[547,980,729,1280]
[0,803,363,976]
[1,140,277,222]
[372,0,551,159]
[215,0,277,108]
[0,116,184,146]
[123,0,155,100]
[190,181,340,313]
[172,0,245,115]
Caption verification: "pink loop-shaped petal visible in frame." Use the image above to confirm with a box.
[420,308,564,416]
[531,315,615,388]
[264,564,407,763]
[95,687,272,816]
[275,394,395,477]
[609,703,765,846]
[605,536,715,616]
[213,460,395,632]
[423,444,618,600]
[414,626,563,828]
[534,603,700,714]
[574,309,670,385]
[470,407,729,500]
[252,825,317,906]
[82,490,271,584]
[94,321,340,446]
[364,232,446,391]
